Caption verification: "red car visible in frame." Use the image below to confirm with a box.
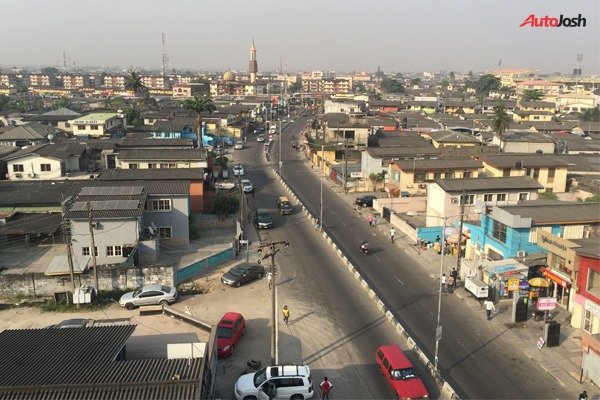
[217,312,246,358]
[376,345,429,399]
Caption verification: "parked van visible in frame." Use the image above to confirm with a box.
[277,196,293,215]
[375,345,428,399]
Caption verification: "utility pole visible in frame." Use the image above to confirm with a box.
[61,195,75,292]
[456,192,467,275]
[87,202,98,289]
[343,138,349,194]
[258,241,289,365]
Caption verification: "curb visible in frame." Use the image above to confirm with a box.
[273,170,460,399]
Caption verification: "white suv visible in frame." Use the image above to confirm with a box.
[235,365,314,400]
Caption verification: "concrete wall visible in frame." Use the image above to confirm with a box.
[361,151,385,177]
[373,197,426,214]
[0,264,174,297]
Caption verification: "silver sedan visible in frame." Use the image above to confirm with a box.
[119,284,178,310]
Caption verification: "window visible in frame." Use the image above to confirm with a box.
[492,220,507,243]
[90,125,98,130]
[82,246,98,256]
[13,164,24,172]
[503,168,511,177]
[414,172,426,183]
[128,163,138,169]
[77,124,85,130]
[433,172,442,179]
[518,192,529,201]
[587,269,600,298]
[444,171,453,179]
[159,163,169,169]
[148,163,157,169]
[158,227,172,238]
[583,309,593,333]
[484,194,494,202]
[106,245,122,257]
[497,193,507,201]
[533,168,539,180]
[463,171,472,178]
[152,199,171,211]
[461,194,475,205]
[40,164,51,172]
[547,167,555,183]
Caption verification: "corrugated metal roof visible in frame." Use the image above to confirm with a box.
[435,177,543,192]
[498,201,600,225]
[99,168,203,181]
[45,254,88,275]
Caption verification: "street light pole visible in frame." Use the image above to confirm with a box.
[434,216,447,372]
[319,144,324,230]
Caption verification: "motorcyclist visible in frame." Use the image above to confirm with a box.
[360,241,369,253]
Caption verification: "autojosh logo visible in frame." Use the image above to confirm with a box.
[519,14,586,27]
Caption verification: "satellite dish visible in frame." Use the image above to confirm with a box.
[148,226,155,235]
[46,133,54,141]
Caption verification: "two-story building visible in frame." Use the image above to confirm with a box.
[4,142,86,180]
[321,113,371,147]
[422,130,482,148]
[114,148,208,170]
[494,131,556,154]
[323,99,366,114]
[479,154,572,193]
[464,201,600,262]
[441,99,478,114]
[425,176,543,227]
[0,122,68,147]
[21,108,82,134]
[361,146,439,177]
[387,158,483,196]
[69,113,124,137]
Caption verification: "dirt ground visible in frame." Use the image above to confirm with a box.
[0,260,270,400]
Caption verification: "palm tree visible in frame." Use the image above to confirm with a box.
[124,70,145,96]
[139,93,158,111]
[491,104,511,142]
[182,94,216,148]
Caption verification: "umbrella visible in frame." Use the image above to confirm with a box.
[528,277,550,287]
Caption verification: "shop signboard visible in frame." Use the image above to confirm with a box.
[507,278,520,291]
[537,297,557,311]
[585,299,600,317]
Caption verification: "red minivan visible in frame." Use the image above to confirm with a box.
[376,345,429,399]
[217,312,245,358]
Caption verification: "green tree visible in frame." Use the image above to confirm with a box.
[139,93,158,110]
[208,191,239,220]
[41,67,59,75]
[449,71,455,81]
[490,104,511,140]
[182,94,216,148]
[473,74,501,95]
[124,70,145,96]
[380,78,405,94]
[410,77,421,86]
[125,108,142,126]
[103,96,131,110]
[369,172,386,191]
[0,95,11,111]
[538,191,558,200]
[354,82,367,94]
[52,97,71,110]
[584,194,600,203]
[289,79,302,93]
[440,79,450,88]
[522,89,545,101]
[582,107,600,122]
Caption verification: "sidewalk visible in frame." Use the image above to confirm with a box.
[306,162,597,396]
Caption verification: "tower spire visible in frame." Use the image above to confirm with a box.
[249,40,258,84]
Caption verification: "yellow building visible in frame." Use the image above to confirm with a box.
[479,154,571,193]
[422,130,481,149]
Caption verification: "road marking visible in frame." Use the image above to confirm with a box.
[394,276,404,285]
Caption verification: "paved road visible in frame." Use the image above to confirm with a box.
[230,126,440,399]
[269,116,573,399]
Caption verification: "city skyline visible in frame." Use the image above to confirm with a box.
[0,0,598,75]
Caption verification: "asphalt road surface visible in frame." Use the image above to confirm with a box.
[230,124,440,399]
[263,115,572,399]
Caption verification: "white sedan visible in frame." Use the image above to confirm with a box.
[233,165,245,176]
[234,141,244,150]
[214,180,236,190]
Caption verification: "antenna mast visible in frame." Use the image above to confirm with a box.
[161,33,169,77]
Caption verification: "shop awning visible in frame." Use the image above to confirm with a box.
[540,267,571,288]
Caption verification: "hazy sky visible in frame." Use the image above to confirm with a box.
[1,0,598,74]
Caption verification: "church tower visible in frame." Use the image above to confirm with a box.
[249,40,258,84]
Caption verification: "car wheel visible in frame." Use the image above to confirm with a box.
[125,303,135,310]
[257,273,263,279]
[159,299,169,306]
[362,203,367,207]
[291,395,304,400]
[235,281,242,288]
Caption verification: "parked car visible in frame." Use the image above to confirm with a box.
[217,312,246,358]
[241,179,254,194]
[257,134,266,142]
[277,196,293,215]
[355,195,377,207]
[234,365,314,400]
[254,209,274,229]
[53,318,92,328]
[214,180,236,190]
[233,165,245,176]
[221,263,266,288]
[234,141,245,150]
[400,191,411,198]
[268,134,274,142]
[376,345,428,399]
[119,284,178,310]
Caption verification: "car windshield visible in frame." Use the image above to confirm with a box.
[257,213,271,222]
[160,285,171,293]
[229,266,245,276]
[281,201,291,207]
[392,367,417,380]
[132,287,143,297]
[253,367,268,387]
[216,326,233,339]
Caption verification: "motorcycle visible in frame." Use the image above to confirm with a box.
[360,241,369,255]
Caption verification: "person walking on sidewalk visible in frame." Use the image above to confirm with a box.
[447,275,455,293]
[368,213,374,227]
[441,273,447,293]
[267,271,273,289]
[484,299,495,320]
[320,377,333,399]
[451,267,458,284]
[579,390,588,400]
[390,227,395,243]
[282,305,290,326]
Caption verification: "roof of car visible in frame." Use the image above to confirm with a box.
[377,345,413,369]
[219,312,242,326]
[268,365,311,378]
[278,196,290,201]
[141,283,164,291]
